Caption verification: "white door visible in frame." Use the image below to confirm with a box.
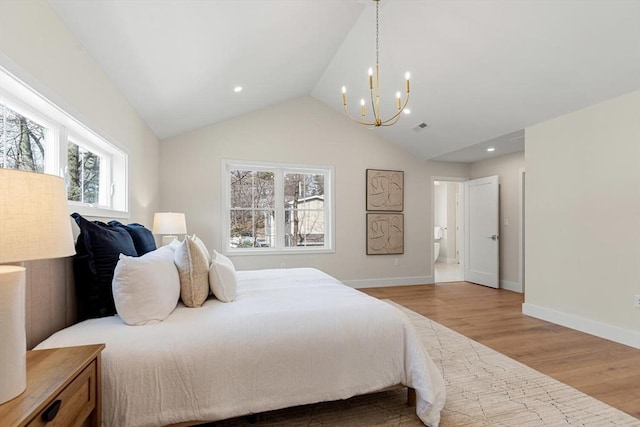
[455,190,461,264]
[464,175,499,288]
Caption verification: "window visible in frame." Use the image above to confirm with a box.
[66,140,101,205]
[284,172,326,248]
[0,66,128,216]
[229,170,275,248]
[0,104,47,172]
[223,160,334,254]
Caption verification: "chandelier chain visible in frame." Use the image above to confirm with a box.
[375,1,379,66]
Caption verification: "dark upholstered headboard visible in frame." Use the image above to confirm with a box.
[24,257,76,349]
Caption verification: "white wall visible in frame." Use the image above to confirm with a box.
[524,91,640,348]
[470,151,525,291]
[160,96,468,286]
[0,0,160,224]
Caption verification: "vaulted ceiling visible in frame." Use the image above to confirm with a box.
[47,0,640,162]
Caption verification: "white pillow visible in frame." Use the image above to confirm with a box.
[165,238,182,252]
[174,235,210,307]
[112,246,180,326]
[209,250,237,302]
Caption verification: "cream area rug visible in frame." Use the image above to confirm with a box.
[212,302,640,426]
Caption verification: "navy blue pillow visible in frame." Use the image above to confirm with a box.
[108,221,157,255]
[71,213,138,320]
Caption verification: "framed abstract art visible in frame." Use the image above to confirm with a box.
[366,213,404,255]
[366,169,404,212]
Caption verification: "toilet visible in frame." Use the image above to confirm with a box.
[434,226,443,262]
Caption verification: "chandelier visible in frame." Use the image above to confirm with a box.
[341,0,410,127]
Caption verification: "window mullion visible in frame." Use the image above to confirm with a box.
[58,127,69,181]
[1,104,6,168]
[326,169,333,249]
[223,163,231,252]
[44,125,60,177]
[275,168,285,249]
[101,150,111,208]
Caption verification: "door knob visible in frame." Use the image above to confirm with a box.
[487,234,498,240]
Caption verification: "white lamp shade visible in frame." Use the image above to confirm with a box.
[0,169,75,263]
[152,212,187,235]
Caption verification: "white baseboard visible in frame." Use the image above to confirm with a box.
[436,257,458,264]
[500,280,522,293]
[522,303,640,349]
[344,276,433,289]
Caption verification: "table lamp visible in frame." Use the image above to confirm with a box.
[152,212,187,245]
[0,169,75,404]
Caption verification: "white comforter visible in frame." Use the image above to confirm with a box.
[36,268,446,426]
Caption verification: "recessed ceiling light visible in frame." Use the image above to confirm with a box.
[233,86,243,93]
[487,147,496,152]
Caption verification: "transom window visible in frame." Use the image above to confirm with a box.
[0,66,128,216]
[0,104,47,172]
[223,160,334,254]
[66,139,102,205]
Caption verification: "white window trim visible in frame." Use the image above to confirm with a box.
[221,159,335,256]
[0,65,129,218]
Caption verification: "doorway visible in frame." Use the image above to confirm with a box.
[433,179,464,282]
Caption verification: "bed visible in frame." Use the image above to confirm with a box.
[36,267,446,426]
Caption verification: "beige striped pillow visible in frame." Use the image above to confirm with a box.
[174,235,210,307]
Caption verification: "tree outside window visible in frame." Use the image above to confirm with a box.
[229,170,275,248]
[67,141,100,205]
[0,104,46,173]
[284,173,325,247]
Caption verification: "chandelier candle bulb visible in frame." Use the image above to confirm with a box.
[360,99,366,117]
[368,67,374,89]
[342,86,347,105]
[406,72,411,92]
[396,91,402,109]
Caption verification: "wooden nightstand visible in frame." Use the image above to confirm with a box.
[0,344,104,427]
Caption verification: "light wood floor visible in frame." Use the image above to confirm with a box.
[361,282,640,419]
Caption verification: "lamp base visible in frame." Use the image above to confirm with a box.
[0,265,27,404]
[161,235,178,246]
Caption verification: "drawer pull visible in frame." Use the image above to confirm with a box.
[41,399,62,422]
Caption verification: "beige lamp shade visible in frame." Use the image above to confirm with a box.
[0,169,75,263]
[152,212,187,235]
